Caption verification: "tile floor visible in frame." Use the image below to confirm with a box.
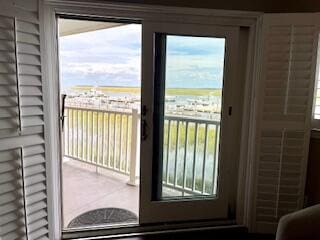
[62,158,139,228]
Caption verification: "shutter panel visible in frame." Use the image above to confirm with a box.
[252,14,319,233]
[0,0,49,239]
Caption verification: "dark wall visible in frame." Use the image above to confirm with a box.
[305,136,320,206]
[101,0,319,13]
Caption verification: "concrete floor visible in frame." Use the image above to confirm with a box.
[62,158,139,228]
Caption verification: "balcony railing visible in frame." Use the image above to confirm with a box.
[162,116,220,196]
[64,106,220,195]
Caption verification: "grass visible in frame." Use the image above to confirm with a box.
[72,86,141,94]
[71,86,222,96]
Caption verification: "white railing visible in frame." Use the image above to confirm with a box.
[64,106,220,195]
[64,106,139,185]
[162,116,220,196]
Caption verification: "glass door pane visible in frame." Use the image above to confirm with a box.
[160,35,225,199]
[140,22,238,223]
[58,17,141,229]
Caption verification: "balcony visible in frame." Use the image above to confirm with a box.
[62,158,139,226]
[62,105,220,227]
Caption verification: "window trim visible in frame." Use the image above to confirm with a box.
[311,33,320,129]
[41,1,261,239]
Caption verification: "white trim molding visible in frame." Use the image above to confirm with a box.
[44,0,261,27]
[41,3,63,240]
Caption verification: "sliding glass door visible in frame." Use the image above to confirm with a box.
[58,16,241,229]
[140,22,239,223]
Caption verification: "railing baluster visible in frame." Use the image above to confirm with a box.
[71,109,74,157]
[86,110,89,161]
[106,113,109,167]
[119,114,123,171]
[77,110,79,158]
[91,111,94,163]
[82,110,84,160]
[75,110,77,158]
[173,120,179,187]
[165,120,171,184]
[191,123,198,192]
[128,109,138,186]
[102,112,105,166]
[125,115,129,174]
[113,114,116,169]
[212,124,219,195]
[96,111,99,165]
[72,109,74,157]
[182,121,189,196]
[66,109,69,156]
[201,123,208,194]
[69,109,71,156]
[75,110,78,158]
[107,113,111,168]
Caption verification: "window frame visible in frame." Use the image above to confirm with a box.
[311,34,320,129]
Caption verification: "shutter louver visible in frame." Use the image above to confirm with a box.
[0,15,44,139]
[0,1,49,239]
[0,148,27,240]
[0,15,20,138]
[253,14,318,233]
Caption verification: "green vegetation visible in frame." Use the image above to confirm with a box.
[72,86,141,94]
[71,85,222,96]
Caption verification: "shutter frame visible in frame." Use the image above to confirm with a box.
[251,13,319,234]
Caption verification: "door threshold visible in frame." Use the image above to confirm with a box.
[62,220,242,239]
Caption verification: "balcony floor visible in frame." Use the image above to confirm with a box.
[62,158,139,227]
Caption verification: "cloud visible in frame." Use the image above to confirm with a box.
[59,23,225,89]
[62,57,140,75]
[165,36,225,88]
[59,24,141,88]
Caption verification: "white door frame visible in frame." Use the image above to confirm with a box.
[41,1,262,238]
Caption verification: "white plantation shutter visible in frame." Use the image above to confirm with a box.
[0,0,49,239]
[252,13,319,233]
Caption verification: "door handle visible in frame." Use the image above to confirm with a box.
[142,105,147,117]
[60,94,67,130]
[141,105,148,140]
[141,119,148,141]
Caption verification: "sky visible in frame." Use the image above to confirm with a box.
[59,23,225,90]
